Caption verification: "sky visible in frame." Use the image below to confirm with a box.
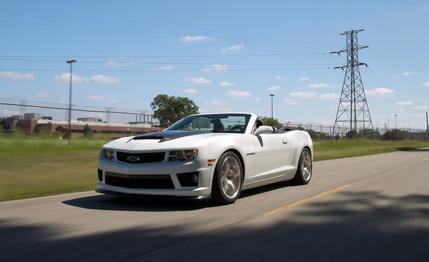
[0,0,428,128]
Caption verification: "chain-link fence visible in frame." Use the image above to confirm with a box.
[282,121,428,140]
[1,100,428,140]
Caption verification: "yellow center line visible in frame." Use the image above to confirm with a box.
[260,183,352,217]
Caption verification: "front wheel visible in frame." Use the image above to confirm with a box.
[291,147,312,185]
[211,151,243,205]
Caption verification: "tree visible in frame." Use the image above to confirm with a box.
[151,94,199,127]
[260,117,282,129]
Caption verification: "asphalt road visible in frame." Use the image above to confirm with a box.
[1,149,429,262]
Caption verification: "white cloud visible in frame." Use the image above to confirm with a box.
[154,65,176,71]
[414,105,428,111]
[206,100,227,105]
[366,87,395,97]
[422,81,429,87]
[398,71,417,77]
[90,74,120,84]
[184,77,212,84]
[86,95,104,101]
[274,75,285,80]
[225,90,251,97]
[289,91,317,99]
[284,98,300,106]
[320,92,338,99]
[0,70,35,80]
[298,77,310,82]
[201,64,229,72]
[33,92,50,99]
[308,83,332,89]
[54,73,88,84]
[254,97,261,101]
[108,98,120,104]
[54,73,119,84]
[267,85,282,92]
[104,60,139,67]
[180,35,210,43]
[183,88,198,94]
[221,44,244,52]
[396,101,414,106]
[219,81,237,87]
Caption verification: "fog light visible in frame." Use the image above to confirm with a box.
[177,172,199,187]
[192,173,199,184]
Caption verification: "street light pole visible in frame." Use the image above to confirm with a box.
[269,93,274,119]
[66,59,76,141]
[394,114,398,129]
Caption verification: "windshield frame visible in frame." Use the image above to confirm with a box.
[166,113,252,134]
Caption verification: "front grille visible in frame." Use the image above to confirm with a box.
[116,151,165,164]
[105,172,174,189]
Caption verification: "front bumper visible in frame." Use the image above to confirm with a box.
[97,157,214,197]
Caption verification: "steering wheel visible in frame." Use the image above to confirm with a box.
[230,125,244,132]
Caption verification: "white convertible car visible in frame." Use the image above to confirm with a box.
[97,113,313,204]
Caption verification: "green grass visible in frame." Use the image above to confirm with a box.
[0,134,428,202]
[0,134,108,201]
[314,139,429,161]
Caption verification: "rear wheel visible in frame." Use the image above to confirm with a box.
[211,151,243,205]
[291,147,312,185]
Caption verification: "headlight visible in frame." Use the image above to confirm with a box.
[102,149,115,160]
[168,149,198,161]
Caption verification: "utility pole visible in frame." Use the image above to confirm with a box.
[269,93,274,119]
[426,112,429,134]
[332,29,373,135]
[66,59,76,141]
[387,119,390,130]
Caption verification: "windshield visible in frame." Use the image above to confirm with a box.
[166,114,251,134]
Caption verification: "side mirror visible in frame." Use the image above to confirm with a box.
[254,125,273,136]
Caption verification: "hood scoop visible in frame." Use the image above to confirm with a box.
[133,130,211,143]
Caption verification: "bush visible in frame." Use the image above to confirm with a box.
[359,129,381,139]
[346,130,358,139]
[382,129,408,141]
[83,124,93,138]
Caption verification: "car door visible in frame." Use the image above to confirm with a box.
[251,132,291,181]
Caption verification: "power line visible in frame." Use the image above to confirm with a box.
[0,58,335,66]
[0,51,330,59]
[0,102,148,116]
[0,67,332,72]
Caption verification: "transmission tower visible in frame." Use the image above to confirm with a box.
[332,29,373,135]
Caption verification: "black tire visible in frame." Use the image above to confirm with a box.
[291,147,312,185]
[211,151,243,205]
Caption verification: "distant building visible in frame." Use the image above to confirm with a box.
[41,116,53,120]
[11,115,24,120]
[77,117,103,122]
[24,113,41,120]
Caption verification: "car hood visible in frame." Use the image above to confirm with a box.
[103,130,231,151]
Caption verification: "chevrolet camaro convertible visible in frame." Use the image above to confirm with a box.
[97,113,313,204]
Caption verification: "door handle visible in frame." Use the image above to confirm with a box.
[282,138,288,144]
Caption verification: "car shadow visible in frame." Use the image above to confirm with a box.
[63,194,211,212]
[63,181,295,212]
[397,147,429,152]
